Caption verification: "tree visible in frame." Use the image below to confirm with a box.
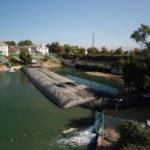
[131,24,150,51]
[87,47,99,55]
[57,46,64,55]
[19,48,32,65]
[80,48,86,54]
[3,41,16,46]
[123,55,150,93]
[63,44,72,54]
[47,42,60,53]
[100,46,109,54]
[18,40,33,46]
[133,48,141,55]
[114,47,124,55]
[124,50,129,55]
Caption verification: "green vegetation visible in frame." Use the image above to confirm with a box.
[87,47,99,55]
[3,41,16,46]
[131,24,150,51]
[18,40,33,46]
[123,55,150,94]
[43,55,49,61]
[116,122,150,150]
[19,48,32,65]
[7,56,21,66]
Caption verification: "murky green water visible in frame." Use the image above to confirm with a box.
[0,71,93,150]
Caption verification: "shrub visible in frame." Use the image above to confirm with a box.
[43,55,49,61]
[123,55,150,93]
[117,122,150,150]
[19,48,32,65]
[120,144,146,150]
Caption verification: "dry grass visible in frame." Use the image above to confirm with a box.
[86,72,122,79]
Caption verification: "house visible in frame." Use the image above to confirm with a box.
[0,42,8,56]
[36,43,49,55]
[10,43,49,55]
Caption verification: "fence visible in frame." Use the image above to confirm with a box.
[95,111,146,141]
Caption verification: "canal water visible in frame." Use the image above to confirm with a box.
[0,71,94,150]
[51,66,119,95]
[0,67,118,150]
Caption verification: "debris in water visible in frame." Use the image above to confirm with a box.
[62,128,78,134]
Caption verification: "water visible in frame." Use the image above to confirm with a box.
[0,71,94,150]
[51,67,119,95]
[57,125,95,147]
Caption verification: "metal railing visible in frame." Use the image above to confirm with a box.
[95,111,146,141]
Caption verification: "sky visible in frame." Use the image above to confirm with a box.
[0,0,150,49]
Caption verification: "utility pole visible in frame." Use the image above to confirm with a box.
[92,33,95,48]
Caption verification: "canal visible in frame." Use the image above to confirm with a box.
[0,67,118,150]
[0,71,93,150]
[51,66,119,95]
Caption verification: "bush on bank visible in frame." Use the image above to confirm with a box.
[62,54,129,62]
[123,55,150,94]
[115,122,150,150]
[19,48,32,65]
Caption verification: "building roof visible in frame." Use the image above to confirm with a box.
[0,42,8,46]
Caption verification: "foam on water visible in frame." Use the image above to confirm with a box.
[57,125,96,147]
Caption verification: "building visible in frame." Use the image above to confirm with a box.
[10,43,49,55]
[36,43,49,55]
[0,42,8,56]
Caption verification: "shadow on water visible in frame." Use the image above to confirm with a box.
[67,112,95,128]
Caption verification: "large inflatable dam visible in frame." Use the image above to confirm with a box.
[22,66,115,109]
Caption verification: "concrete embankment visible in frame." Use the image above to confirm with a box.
[22,66,106,108]
[62,59,123,75]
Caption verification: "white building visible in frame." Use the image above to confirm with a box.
[35,43,49,55]
[11,43,49,55]
[0,42,8,56]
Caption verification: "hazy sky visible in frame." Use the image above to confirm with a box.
[0,0,150,49]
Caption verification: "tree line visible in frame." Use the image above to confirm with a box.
[3,40,33,46]
[4,24,150,56]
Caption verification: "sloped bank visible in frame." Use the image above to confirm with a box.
[22,66,116,109]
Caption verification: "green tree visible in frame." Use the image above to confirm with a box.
[123,55,150,93]
[133,48,141,55]
[64,44,72,54]
[47,42,60,53]
[71,46,81,54]
[19,48,32,65]
[131,24,150,51]
[114,47,124,55]
[100,46,109,54]
[18,40,33,46]
[3,41,16,46]
[87,47,99,55]
[57,46,64,55]
[124,50,129,55]
[80,48,86,54]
